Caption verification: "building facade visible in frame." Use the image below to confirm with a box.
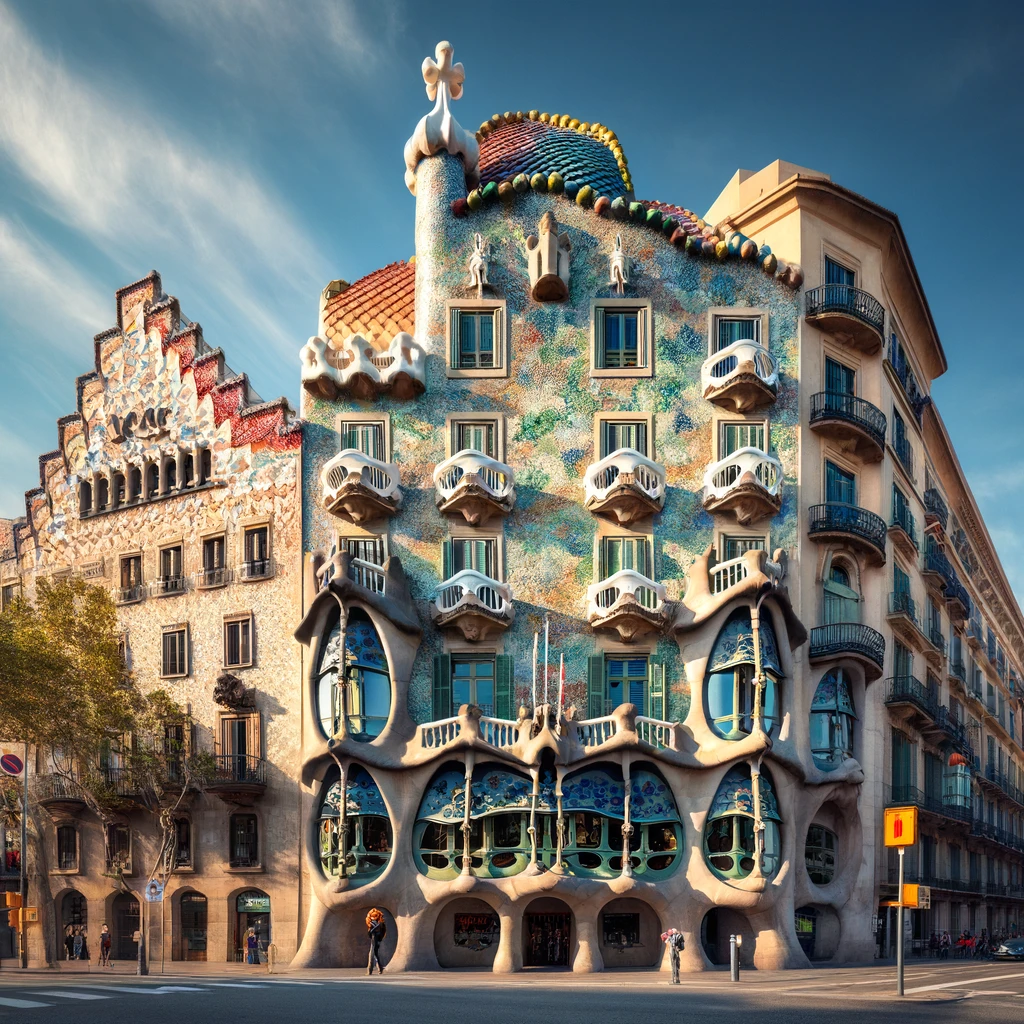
[0,272,304,966]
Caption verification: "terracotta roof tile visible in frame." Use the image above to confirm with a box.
[323,261,415,352]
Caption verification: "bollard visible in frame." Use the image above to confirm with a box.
[267,943,278,975]
[729,934,739,982]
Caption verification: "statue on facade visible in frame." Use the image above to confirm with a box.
[467,232,489,298]
[609,233,629,295]
[214,672,253,709]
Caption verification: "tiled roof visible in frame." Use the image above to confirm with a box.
[478,112,630,198]
[323,261,415,352]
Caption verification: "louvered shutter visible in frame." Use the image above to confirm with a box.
[587,656,605,719]
[433,654,452,720]
[495,655,514,720]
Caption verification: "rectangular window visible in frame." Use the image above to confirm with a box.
[164,723,185,783]
[161,626,188,678]
[1,583,16,609]
[722,535,766,561]
[229,814,259,869]
[825,356,856,396]
[160,545,183,580]
[452,419,498,458]
[825,461,856,504]
[605,656,650,716]
[56,825,78,872]
[341,535,386,592]
[452,656,496,717]
[200,536,227,587]
[243,526,271,578]
[893,638,914,678]
[891,728,916,792]
[721,422,765,457]
[587,655,665,720]
[715,317,760,352]
[432,653,513,720]
[599,536,651,579]
[340,419,386,460]
[224,615,254,669]
[106,824,131,873]
[592,301,652,376]
[173,819,192,869]
[602,913,642,947]
[600,419,648,458]
[443,537,497,579]
[118,555,143,602]
[452,308,497,368]
[825,256,855,287]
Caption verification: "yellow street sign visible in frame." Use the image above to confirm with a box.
[884,806,918,847]
[3,892,22,909]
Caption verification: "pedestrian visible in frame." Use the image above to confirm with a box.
[64,927,74,961]
[100,924,112,968]
[366,908,386,975]
[246,927,259,965]
[661,928,685,984]
[72,927,84,961]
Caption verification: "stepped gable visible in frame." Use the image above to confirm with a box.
[323,261,415,353]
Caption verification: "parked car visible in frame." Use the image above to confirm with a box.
[993,938,1024,961]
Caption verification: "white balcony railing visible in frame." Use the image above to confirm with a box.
[708,553,785,595]
[574,715,619,749]
[700,340,778,395]
[350,557,386,594]
[419,717,462,749]
[703,447,782,503]
[433,450,515,502]
[636,716,675,751]
[586,569,667,617]
[435,569,513,616]
[583,448,666,505]
[321,449,401,504]
[479,717,518,750]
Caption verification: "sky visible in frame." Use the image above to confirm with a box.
[1,0,1023,602]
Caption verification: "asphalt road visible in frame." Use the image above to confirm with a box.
[0,961,1022,1023]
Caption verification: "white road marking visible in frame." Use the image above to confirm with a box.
[73,984,207,995]
[0,996,52,1008]
[205,982,269,988]
[28,990,111,1000]
[907,971,1024,993]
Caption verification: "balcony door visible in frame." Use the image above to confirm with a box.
[444,538,497,580]
[600,420,647,458]
[341,420,385,460]
[721,423,764,458]
[825,357,855,396]
[825,461,856,505]
[599,537,651,580]
[823,563,859,625]
[454,420,497,458]
[825,257,855,287]
[220,715,260,780]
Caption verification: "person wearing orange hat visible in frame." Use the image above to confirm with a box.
[366,908,387,975]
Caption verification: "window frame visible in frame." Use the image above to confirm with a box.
[228,812,260,870]
[223,612,255,670]
[158,542,184,582]
[446,412,505,461]
[719,534,767,562]
[590,298,654,378]
[593,412,655,460]
[55,823,80,874]
[240,520,273,580]
[718,419,769,461]
[105,823,133,875]
[160,624,190,679]
[706,307,768,357]
[445,299,508,379]
[172,816,194,872]
[443,532,503,582]
[597,534,654,581]
[823,458,857,505]
[336,412,391,461]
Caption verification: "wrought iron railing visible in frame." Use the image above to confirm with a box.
[805,284,885,335]
[892,432,915,479]
[808,623,885,670]
[115,584,145,604]
[924,488,949,530]
[212,755,266,786]
[808,503,887,554]
[888,590,918,624]
[890,503,918,549]
[152,574,187,597]
[809,392,886,449]
[239,558,274,581]
[885,784,973,824]
[196,566,231,588]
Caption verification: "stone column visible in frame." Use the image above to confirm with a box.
[158,456,168,496]
[175,449,186,490]
[572,911,604,973]
[492,903,520,973]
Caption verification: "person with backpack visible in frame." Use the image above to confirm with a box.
[366,908,386,975]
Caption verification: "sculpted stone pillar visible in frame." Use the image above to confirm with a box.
[492,904,519,973]
[572,912,604,973]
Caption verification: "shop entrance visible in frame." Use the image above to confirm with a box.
[524,912,571,967]
[112,893,139,961]
[180,892,208,962]
[234,890,270,963]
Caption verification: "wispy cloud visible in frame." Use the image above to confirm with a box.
[0,2,325,357]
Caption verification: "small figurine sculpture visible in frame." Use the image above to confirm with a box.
[609,233,629,295]
[526,212,571,301]
[468,232,489,297]
[661,927,685,984]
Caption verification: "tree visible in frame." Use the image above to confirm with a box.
[0,577,212,887]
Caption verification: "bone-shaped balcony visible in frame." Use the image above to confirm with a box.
[583,448,666,525]
[320,449,402,524]
[702,447,782,526]
[433,450,516,524]
[700,341,779,412]
[586,569,669,643]
[431,568,514,641]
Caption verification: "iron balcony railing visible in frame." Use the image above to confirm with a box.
[152,574,187,597]
[885,784,973,824]
[886,336,928,419]
[809,392,886,449]
[923,546,953,584]
[924,488,949,530]
[890,503,918,549]
[238,558,274,581]
[808,503,887,555]
[808,623,885,670]
[888,590,918,624]
[115,584,145,604]
[928,625,947,656]
[892,432,915,478]
[971,818,1024,855]
[949,660,966,683]
[230,833,260,869]
[885,674,934,717]
[984,763,1024,809]
[99,767,141,798]
[805,284,885,335]
[196,566,231,588]
[32,772,86,803]
[211,755,267,786]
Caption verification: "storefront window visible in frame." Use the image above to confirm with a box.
[704,763,782,880]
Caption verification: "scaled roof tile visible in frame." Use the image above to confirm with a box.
[324,261,415,352]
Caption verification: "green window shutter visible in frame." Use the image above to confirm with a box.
[442,540,453,580]
[433,654,452,720]
[648,660,666,721]
[495,655,514,720]
[587,655,605,719]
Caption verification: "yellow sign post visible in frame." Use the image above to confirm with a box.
[884,807,919,997]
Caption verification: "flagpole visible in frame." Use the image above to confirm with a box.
[543,616,550,705]
[532,632,538,709]
[557,654,565,736]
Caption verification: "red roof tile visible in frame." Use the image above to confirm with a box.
[323,261,415,352]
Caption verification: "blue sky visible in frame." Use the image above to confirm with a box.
[1,0,1022,602]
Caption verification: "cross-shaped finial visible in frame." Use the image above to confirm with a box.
[422,40,465,102]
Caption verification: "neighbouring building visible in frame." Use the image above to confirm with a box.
[0,272,303,966]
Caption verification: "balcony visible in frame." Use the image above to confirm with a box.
[807,503,887,566]
[114,584,145,605]
[431,569,514,641]
[700,340,778,412]
[804,284,885,352]
[925,624,947,669]
[300,331,426,401]
[320,449,402,524]
[889,505,919,560]
[708,550,785,597]
[967,614,983,649]
[587,569,670,643]
[702,447,782,526]
[238,558,274,582]
[887,591,927,647]
[945,578,969,623]
[921,546,953,592]
[583,448,666,525]
[885,784,973,826]
[196,566,231,589]
[924,488,948,533]
[892,433,915,482]
[33,773,88,819]
[434,450,516,524]
[983,763,1024,810]
[151,574,187,598]
[207,754,267,805]
[948,659,966,686]
[809,392,886,462]
[808,623,885,681]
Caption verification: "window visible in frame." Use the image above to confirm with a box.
[825,356,855,396]
[128,467,142,502]
[446,302,505,375]
[823,562,859,625]
[96,476,109,510]
[825,461,856,504]
[599,536,651,580]
[56,825,78,872]
[892,409,914,477]
[224,615,254,669]
[173,818,192,869]
[243,526,271,579]
[146,462,159,498]
[318,766,392,879]
[79,479,93,514]
[159,544,185,594]
[720,422,765,458]
[810,669,856,770]
[599,419,648,458]
[105,824,131,874]
[229,814,259,869]
[341,535,387,592]
[592,301,652,376]
[340,419,386,460]
[443,537,498,579]
[330,610,391,740]
[722,536,765,561]
[1,583,16,609]
[200,536,227,587]
[587,654,665,718]
[113,472,126,505]
[714,316,760,353]
[220,714,261,767]
[825,256,855,287]
[451,418,500,459]
[603,913,641,947]
[164,723,186,783]
[891,728,917,795]
[893,638,914,678]
[161,625,188,678]
[432,653,513,721]
[704,763,782,880]
[805,824,838,885]
[704,608,782,740]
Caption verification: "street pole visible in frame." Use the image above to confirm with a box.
[730,934,739,982]
[19,741,27,970]
[896,845,905,997]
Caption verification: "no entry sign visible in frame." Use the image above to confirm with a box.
[0,753,24,776]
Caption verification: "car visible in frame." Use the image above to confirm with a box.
[993,938,1024,961]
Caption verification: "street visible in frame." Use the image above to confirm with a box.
[0,962,1023,1023]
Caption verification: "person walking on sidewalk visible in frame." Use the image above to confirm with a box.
[366,908,386,975]
[100,924,112,968]
[246,928,259,965]
[661,928,685,984]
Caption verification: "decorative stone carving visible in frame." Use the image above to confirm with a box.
[404,41,480,195]
[526,212,571,301]
[467,233,489,298]
[608,233,628,295]
[214,671,254,709]
[300,332,426,401]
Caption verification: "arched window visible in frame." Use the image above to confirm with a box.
[128,467,142,502]
[96,476,109,510]
[704,763,782,880]
[810,669,856,770]
[166,458,177,490]
[318,765,391,880]
[183,454,195,487]
[79,480,93,514]
[823,561,859,624]
[112,472,126,506]
[705,608,782,740]
[805,824,837,884]
[315,610,392,741]
[146,463,159,498]
[200,448,212,484]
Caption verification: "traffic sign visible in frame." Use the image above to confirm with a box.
[0,753,24,777]
[884,806,918,847]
